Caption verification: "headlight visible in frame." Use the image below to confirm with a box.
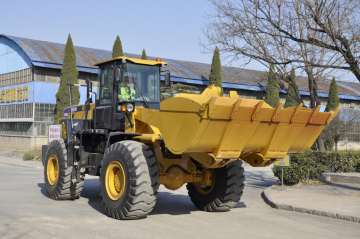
[126,103,134,112]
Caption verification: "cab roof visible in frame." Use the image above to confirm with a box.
[94,56,168,66]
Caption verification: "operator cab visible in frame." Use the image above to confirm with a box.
[95,57,168,111]
[93,57,169,131]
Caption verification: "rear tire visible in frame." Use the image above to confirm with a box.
[99,141,159,220]
[186,160,245,212]
[44,139,84,200]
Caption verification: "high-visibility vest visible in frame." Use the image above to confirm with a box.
[120,87,136,101]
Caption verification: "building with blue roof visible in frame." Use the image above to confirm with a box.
[0,34,359,150]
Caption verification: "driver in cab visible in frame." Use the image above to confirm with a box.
[118,76,136,101]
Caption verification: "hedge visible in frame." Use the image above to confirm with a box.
[272,151,360,185]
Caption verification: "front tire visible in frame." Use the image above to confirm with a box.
[44,139,84,200]
[187,160,245,212]
[100,141,159,220]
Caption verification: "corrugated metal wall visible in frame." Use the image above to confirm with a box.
[0,37,31,74]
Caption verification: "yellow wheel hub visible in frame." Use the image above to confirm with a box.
[105,161,126,201]
[47,154,59,185]
[194,170,215,195]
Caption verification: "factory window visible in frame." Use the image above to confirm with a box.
[258,91,265,100]
[0,103,33,119]
[243,90,258,99]
[237,90,246,98]
[78,72,98,86]
[0,122,33,136]
[32,103,56,136]
[36,68,46,82]
[340,99,350,108]
[35,68,61,83]
[34,103,55,122]
[47,69,61,83]
[0,68,32,87]
[34,68,98,85]
[0,103,56,136]
[33,121,52,136]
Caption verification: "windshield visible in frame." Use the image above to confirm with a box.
[118,62,160,102]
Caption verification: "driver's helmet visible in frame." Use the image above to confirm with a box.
[124,76,134,84]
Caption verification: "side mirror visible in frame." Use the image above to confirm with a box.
[115,67,121,83]
[85,78,93,103]
[165,71,171,87]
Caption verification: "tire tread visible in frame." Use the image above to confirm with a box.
[44,139,84,200]
[100,140,159,220]
[187,160,245,212]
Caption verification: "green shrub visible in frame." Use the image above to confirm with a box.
[272,151,360,185]
[22,150,42,161]
[23,153,34,161]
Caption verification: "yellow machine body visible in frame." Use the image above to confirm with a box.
[65,84,339,170]
[62,57,339,191]
[133,85,339,169]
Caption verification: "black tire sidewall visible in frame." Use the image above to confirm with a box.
[187,168,225,205]
[100,149,130,210]
[44,142,64,194]
[187,160,244,210]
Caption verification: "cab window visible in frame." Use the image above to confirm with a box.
[98,65,113,104]
[120,63,160,102]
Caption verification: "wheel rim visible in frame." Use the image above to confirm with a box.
[105,161,126,201]
[47,154,59,185]
[194,170,215,195]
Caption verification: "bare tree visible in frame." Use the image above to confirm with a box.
[292,0,360,82]
[203,0,344,108]
[203,0,351,151]
[322,108,360,151]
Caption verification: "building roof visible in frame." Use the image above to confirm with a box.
[2,34,360,100]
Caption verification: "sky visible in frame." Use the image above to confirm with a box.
[0,0,216,64]
[0,0,357,82]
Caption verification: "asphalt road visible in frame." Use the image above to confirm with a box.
[0,159,359,239]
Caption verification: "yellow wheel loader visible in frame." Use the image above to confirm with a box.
[42,56,339,220]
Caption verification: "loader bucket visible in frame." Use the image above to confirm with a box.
[135,85,339,168]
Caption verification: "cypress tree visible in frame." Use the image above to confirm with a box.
[112,35,123,58]
[141,49,147,60]
[284,67,299,108]
[264,64,280,107]
[325,77,340,112]
[208,47,223,96]
[54,34,80,123]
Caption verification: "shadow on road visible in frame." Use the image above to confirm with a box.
[38,175,248,218]
[37,183,49,199]
[76,179,246,217]
[80,178,107,216]
[151,191,196,215]
[150,191,245,216]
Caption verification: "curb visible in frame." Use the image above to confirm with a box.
[263,185,360,223]
[320,173,360,184]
